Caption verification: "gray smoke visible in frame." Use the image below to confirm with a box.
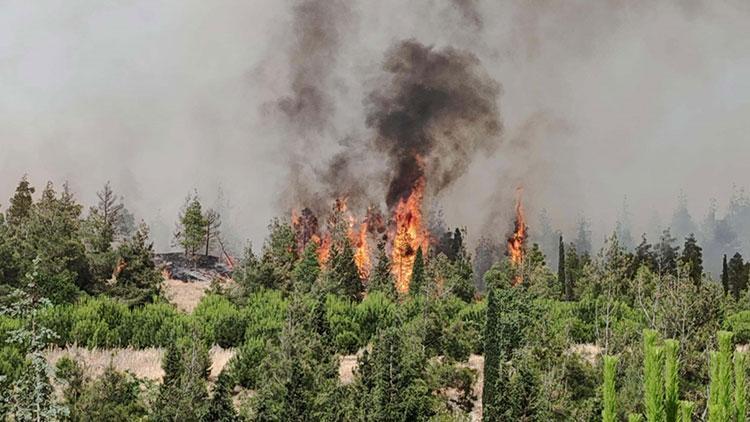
[1,0,750,256]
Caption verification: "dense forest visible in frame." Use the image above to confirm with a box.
[2,177,750,422]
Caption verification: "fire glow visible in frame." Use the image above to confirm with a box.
[507,187,527,284]
[390,177,429,293]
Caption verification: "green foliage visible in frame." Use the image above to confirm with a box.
[709,331,734,422]
[109,223,162,305]
[736,351,747,422]
[325,231,363,301]
[154,334,211,421]
[729,253,749,300]
[602,355,618,422]
[65,363,147,422]
[367,239,397,299]
[176,194,207,257]
[664,339,680,422]
[228,336,265,388]
[681,234,703,288]
[678,401,694,422]
[204,371,238,422]
[291,241,320,293]
[1,280,68,421]
[644,329,665,422]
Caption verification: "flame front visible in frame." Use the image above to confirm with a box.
[507,188,527,284]
[390,177,429,293]
[352,222,371,279]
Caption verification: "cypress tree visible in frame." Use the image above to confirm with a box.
[161,340,182,387]
[722,255,730,295]
[681,234,703,288]
[558,235,566,299]
[291,241,320,293]
[736,351,747,422]
[409,247,426,297]
[327,236,362,301]
[729,253,748,300]
[643,329,665,422]
[204,371,238,422]
[664,339,679,422]
[368,239,397,299]
[709,331,734,422]
[602,355,618,422]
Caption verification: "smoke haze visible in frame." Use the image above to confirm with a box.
[1,0,750,265]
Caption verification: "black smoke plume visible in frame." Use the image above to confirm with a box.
[366,39,502,208]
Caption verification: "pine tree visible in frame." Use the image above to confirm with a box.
[327,234,362,301]
[23,181,92,301]
[161,340,183,387]
[291,241,320,293]
[657,228,679,277]
[643,329,665,422]
[110,223,161,305]
[680,234,703,288]
[155,333,210,421]
[664,339,679,422]
[175,194,207,258]
[722,255,730,295]
[449,253,476,302]
[368,326,434,421]
[409,247,426,297]
[628,234,658,279]
[450,227,464,262]
[203,209,221,257]
[6,176,35,227]
[204,371,238,422]
[558,235,566,299]
[602,355,618,422]
[89,181,125,251]
[368,239,397,299]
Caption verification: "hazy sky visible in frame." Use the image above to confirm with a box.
[1,0,749,250]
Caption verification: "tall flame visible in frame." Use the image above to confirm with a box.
[507,187,527,284]
[390,177,429,293]
[352,222,371,279]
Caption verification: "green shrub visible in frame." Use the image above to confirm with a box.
[194,294,244,347]
[724,311,750,344]
[240,289,287,341]
[228,336,266,388]
[355,291,396,343]
[130,302,186,348]
[326,294,360,353]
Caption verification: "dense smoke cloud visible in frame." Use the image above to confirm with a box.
[1,0,750,264]
[366,40,501,208]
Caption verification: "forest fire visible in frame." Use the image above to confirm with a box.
[351,222,371,279]
[390,177,430,293]
[507,188,527,284]
[292,199,372,278]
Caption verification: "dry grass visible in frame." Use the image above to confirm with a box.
[46,345,235,382]
[568,343,603,365]
[338,355,358,385]
[162,278,211,313]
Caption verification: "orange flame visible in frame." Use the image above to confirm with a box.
[352,222,371,279]
[507,187,527,284]
[390,177,429,293]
